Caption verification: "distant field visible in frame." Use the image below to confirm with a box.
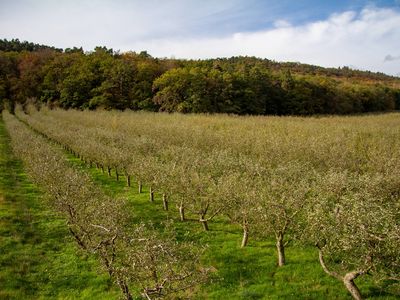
[1,108,399,299]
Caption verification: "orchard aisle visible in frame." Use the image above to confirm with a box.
[0,116,118,300]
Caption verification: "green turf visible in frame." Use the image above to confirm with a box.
[0,116,119,300]
[67,156,399,299]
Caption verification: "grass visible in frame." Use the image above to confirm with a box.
[67,156,399,299]
[0,116,119,300]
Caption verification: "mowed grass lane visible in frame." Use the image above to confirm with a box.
[0,116,119,300]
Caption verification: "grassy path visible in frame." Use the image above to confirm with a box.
[0,115,118,299]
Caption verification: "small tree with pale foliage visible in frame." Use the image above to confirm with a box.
[307,171,400,300]
[254,162,315,266]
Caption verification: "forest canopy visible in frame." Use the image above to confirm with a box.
[1,38,399,115]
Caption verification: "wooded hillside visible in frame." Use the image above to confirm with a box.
[1,38,399,114]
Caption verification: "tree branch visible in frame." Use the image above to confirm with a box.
[317,248,342,281]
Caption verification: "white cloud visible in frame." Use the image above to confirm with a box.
[127,7,400,76]
[0,0,243,48]
[273,19,291,28]
[1,1,399,76]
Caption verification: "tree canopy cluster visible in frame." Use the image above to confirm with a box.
[1,38,399,115]
[0,38,63,53]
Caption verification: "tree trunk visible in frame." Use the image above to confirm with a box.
[138,181,142,193]
[126,175,131,187]
[276,235,285,266]
[142,291,152,300]
[179,204,185,221]
[343,272,363,300]
[241,224,249,248]
[68,227,87,250]
[200,213,209,231]
[117,278,133,300]
[101,165,104,173]
[162,193,168,211]
[116,169,119,181]
[149,187,154,202]
[107,166,111,177]
[318,249,341,280]
[200,218,209,231]
[318,249,363,299]
[102,256,113,277]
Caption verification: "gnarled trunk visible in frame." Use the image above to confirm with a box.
[126,175,131,187]
[276,234,285,266]
[343,271,363,300]
[107,166,112,177]
[318,249,364,300]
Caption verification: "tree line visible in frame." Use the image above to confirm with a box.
[1,39,400,115]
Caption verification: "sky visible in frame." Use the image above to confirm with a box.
[1,0,400,76]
